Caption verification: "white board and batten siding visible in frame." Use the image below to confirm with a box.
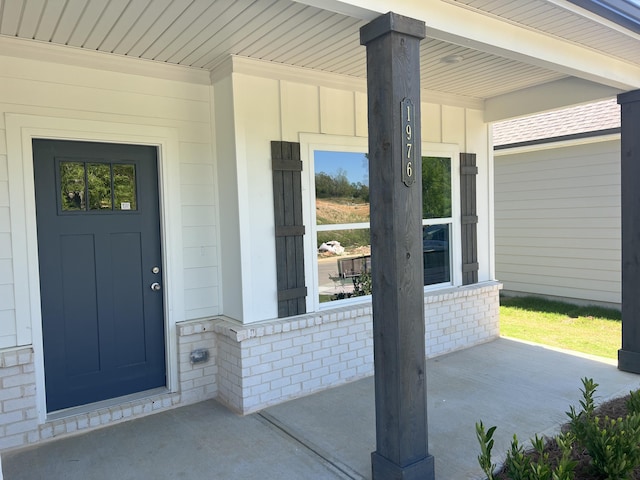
[215,57,493,323]
[495,139,621,307]
[0,45,222,350]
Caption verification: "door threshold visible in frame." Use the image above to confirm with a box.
[46,387,170,421]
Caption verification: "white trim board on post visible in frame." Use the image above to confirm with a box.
[5,113,184,422]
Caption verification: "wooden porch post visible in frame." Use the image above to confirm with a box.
[360,12,435,480]
[618,89,640,373]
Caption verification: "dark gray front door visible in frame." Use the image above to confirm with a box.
[33,139,166,412]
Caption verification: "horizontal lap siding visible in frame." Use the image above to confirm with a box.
[0,53,219,349]
[0,114,16,347]
[495,139,620,304]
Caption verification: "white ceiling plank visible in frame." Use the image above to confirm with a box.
[142,0,213,60]
[98,0,152,52]
[280,15,362,66]
[198,1,309,68]
[158,0,260,63]
[178,0,291,67]
[82,0,130,50]
[237,4,315,58]
[51,0,90,44]
[111,0,171,55]
[275,15,363,64]
[33,0,67,41]
[17,0,46,38]
[67,0,108,47]
[258,10,338,61]
[1,0,24,36]
[124,0,192,58]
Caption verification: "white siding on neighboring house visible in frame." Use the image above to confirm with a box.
[495,139,621,306]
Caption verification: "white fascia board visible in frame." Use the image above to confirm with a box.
[295,0,640,91]
[485,77,624,122]
[493,133,620,156]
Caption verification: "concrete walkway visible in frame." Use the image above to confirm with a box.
[4,338,640,480]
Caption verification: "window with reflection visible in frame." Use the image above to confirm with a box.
[59,161,137,213]
[313,151,454,304]
[422,156,452,285]
[314,151,370,303]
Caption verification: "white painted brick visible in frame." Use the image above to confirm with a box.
[281,346,302,358]
[272,339,293,351]
[302,342,319,354]
[0,411,23,425]
[321,337,339,349]
[293,352,313,366]
[348,356,365,369]
[242,355,261,368]
[310,366,329,379]
[290,371,311,384]
[5,419,36,436]
[340,350,357,362]
[348,323,366,334]
[330,327,349,338]
[283,364,303,376]
[312,331,331,342]
[181,369,204,382]
[293,334,313,347]
[331,344,348,356]
[0,434,27,450]
[302,378,322,391]
[312,349,330,361]
[340,367,357,379]
[322,356,339,367]
[272,357,293,370]
[250,363,272,376]
[0,386,23,401]
[4,397,33,412]
[271,377,291,390]
[260,370,283,383]
[338,333,356,345]
[249,343,272,357]
[281,384,302,397]
[261,351,282,363]
[260,389,282,404]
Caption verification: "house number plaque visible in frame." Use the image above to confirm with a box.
[401,98,415,187]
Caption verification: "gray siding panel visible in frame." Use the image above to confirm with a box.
[494,139,621,305]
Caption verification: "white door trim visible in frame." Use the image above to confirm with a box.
[5,113,184,421]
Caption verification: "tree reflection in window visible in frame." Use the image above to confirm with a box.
[113,164,136,210]
[59,161,137,212]
[60,162,86,211]
[87,163,112,210]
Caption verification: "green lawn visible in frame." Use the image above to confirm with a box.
[499,296,622,360]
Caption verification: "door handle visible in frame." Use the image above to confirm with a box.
[150,282,161,291]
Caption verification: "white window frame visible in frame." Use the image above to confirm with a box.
[422,142,462,290]
[300,133,461,313]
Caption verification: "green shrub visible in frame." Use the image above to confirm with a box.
[478,379,640,480]
[476,421,497,480]
[567,377,640,480]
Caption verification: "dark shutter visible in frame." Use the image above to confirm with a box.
[272,141,307,317]
[460,153,478,285]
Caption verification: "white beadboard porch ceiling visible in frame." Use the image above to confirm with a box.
[0,0,636,100]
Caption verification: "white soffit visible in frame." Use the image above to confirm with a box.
[0,0,637,103]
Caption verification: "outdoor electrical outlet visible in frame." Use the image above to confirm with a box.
[190,348,209,364]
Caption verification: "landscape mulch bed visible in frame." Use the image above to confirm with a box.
[495,394,640,479]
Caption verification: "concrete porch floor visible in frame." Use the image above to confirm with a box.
[3,337,640,480]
